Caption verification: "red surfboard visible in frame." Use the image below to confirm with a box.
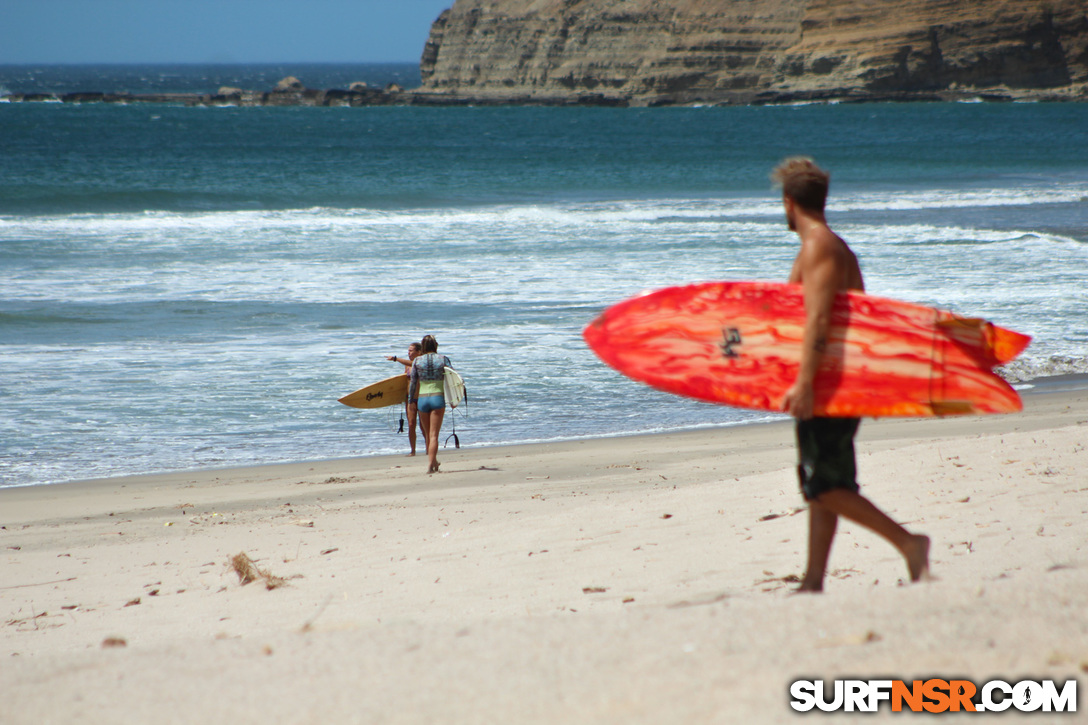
[583,281,1030,418]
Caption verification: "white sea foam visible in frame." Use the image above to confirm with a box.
[834,186,1088,212]
[4,179,1085,235]
[999,356,1088,383]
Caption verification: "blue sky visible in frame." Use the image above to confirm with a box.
[2,0,455,64]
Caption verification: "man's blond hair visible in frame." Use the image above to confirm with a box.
[771,157,830,212]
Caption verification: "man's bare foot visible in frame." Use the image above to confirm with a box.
[793,574,824,594]
[905,534,931,582]
[793,583,823,594]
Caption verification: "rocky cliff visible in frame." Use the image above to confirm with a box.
[419,0,1088,104]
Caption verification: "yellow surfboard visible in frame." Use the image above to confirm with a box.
[338,374,409,409]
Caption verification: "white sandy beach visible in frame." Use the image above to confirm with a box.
[2,386,1086,723]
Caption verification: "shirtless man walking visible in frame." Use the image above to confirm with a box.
[773,157,930,592]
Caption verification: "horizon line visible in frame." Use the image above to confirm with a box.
[0,59,422,67]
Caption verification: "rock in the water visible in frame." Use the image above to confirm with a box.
[275,76,305,92]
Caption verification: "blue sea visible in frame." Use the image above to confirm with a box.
[2,64,1087,488]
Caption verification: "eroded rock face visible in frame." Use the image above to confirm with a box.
[419,0,1088,104]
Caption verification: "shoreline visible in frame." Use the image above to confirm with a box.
[7,372,1086,494]
[1,382,1085,722]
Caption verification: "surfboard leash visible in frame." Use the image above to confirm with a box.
[444,417,460,449]
[443,387,467,449]
[384,404,403,434]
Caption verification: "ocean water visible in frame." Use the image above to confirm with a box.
[2,66,1087,488]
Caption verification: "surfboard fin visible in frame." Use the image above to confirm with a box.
[936,317,986,330]
[930,401,975,416]
[937,316,1031,365]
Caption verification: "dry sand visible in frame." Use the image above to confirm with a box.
[2,385,1086,723]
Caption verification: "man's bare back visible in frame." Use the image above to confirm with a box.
[787,220,864,292]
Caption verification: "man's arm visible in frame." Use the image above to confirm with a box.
[781,237,843,419]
